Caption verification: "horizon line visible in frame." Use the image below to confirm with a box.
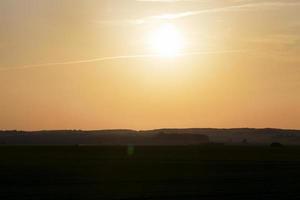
[2,127,299,132]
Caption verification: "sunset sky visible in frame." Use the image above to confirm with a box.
[0,0,299,130]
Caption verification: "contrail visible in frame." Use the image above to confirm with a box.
[98,1,300,25]
[0,54,157,71]
[0,50,245,71]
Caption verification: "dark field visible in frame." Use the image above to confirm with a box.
[1,146,300,200]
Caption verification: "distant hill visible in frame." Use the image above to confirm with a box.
[144,128,300,145]
[0,130,209,145]
[0,128,299,145]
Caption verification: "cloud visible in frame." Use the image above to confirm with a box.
[143,1,300,21]
[0,50,244,71]
[96,1,300,25]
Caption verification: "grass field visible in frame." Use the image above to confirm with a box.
[0,145,300,200]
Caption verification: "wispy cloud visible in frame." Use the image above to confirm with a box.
[143,1,300,21]
[0,50,245,71]
[97,1,300,25]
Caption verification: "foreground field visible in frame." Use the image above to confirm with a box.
[0,145,300,200]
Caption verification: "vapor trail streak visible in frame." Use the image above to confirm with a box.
[0,50,244,71]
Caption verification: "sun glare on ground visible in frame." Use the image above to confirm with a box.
[149,23,185,57]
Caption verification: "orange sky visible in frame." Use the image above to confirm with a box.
[0,0,299,130]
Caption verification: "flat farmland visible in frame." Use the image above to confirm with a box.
[0,145,300,200]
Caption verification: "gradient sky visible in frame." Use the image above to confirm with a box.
[0,0,299,130]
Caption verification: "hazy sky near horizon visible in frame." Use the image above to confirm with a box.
[0,0,299,130]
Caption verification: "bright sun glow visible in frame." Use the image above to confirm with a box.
[149,23,185,57]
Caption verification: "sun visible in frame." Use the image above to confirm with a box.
[149,23,185,57]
